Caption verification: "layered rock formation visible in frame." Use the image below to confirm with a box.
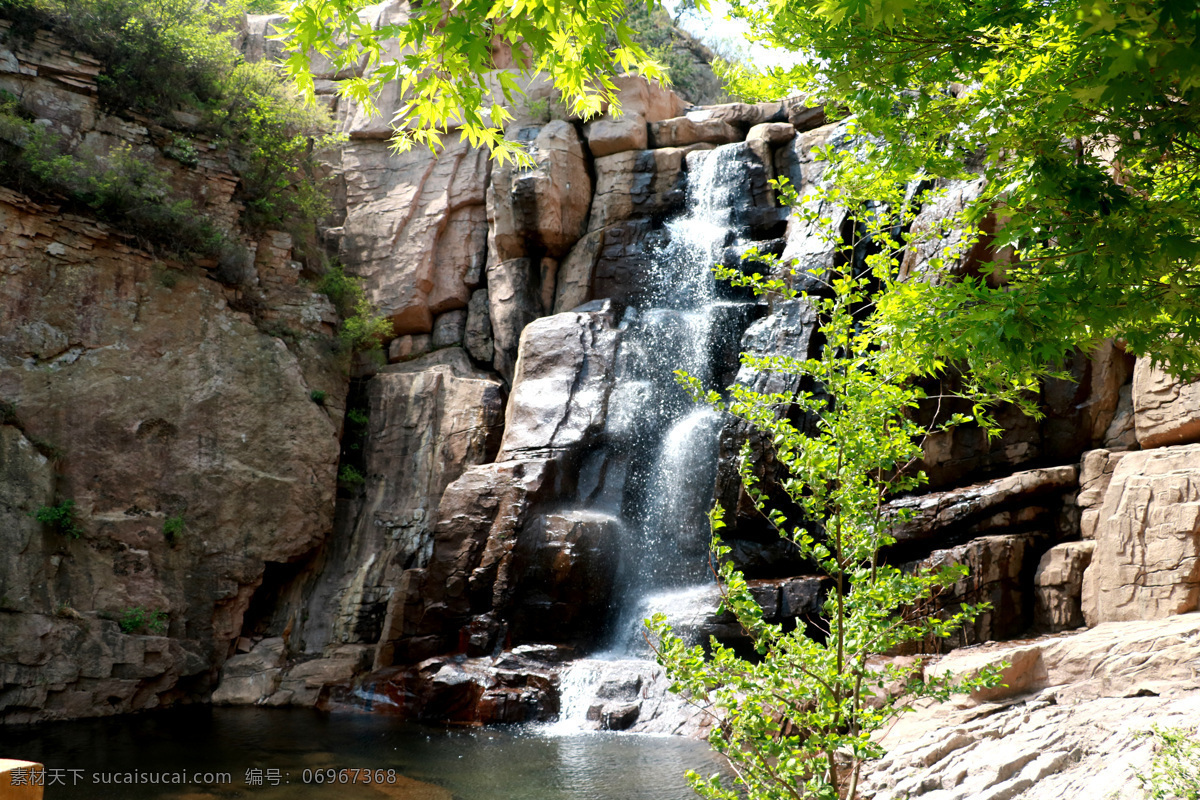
[861,614,1200,799]
[0,28,344,722]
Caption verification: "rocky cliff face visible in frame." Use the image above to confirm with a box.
[0,25,344,723]
[4,6,1200,763]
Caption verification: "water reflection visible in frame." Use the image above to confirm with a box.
[0,706,725,800]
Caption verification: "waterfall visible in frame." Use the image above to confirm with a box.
[544,142,770,733]
[601,144,762,652]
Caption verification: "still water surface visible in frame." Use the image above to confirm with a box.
[0,707,726,800]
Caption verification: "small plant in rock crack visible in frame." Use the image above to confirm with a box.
[33,500,83,538]
[309,389,327,405]
[118,606,168,635]
[337,465,365,488]
[162,514,185,545]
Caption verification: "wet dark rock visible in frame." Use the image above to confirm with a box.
[343,649,559,725]
[509,511,621,643]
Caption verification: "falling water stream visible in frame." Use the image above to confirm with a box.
[551,143,765,730]
[612,143,759,616]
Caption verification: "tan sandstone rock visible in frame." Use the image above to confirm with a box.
[1133,356,1200,448]
[487,120,592,263]
[1077,448,1128,539]
[916,534,1042,648]
[583,116,648,157]
[602,74,688,123]
[648,116,743,148]
[864,672,1200,800]
[580,75,687,156]
[1082,443,1200,624]
[497,306,621,461]
[686,102,785,130]
[340,138,489,335]
[1034,540,1095,631]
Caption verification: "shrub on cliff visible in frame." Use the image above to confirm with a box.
[0,97,226,256]
[33,500,83,538]
[317,264,394,356]
[0,0,233,116]
[0,0,340,251]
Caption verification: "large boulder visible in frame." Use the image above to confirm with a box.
[648,116,743,148]
[1034,540,1095,632]
[341,647,565,725]
[915,533,1045,649]
[211,637,286,705]
[587,145,708,231]
[552,218,658,312]
[385,458,561,663]
[579,75,687,158]
[282,350,505,661]
[685,102,786,131]
[497,306,622,461]
[887,466,1078,546]
[1082,443,1200,625]
[486,257,544,383]
[1077,448,1129,539]
[508,511,621,641]
[340,138,489,335]
[583,116,648,158]
[1133,357,1200,449]
[861,614,1200,800]
[487,120,592,263]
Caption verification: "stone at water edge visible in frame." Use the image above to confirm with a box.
[362,774,453,800]
[0,761,44,799]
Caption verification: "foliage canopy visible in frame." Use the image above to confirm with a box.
[277,0,670,163]
[717,0,1200,379]
[0,0,340,251]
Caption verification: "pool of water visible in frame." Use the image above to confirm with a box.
[0,707,727,800]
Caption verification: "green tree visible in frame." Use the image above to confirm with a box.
[649,246,1011,799]
[279,0,1200,377]
[715,0,1200,381]
[278,0,670,164]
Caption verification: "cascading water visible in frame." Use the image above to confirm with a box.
[602,143,761,651]
[549,144,769,733]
